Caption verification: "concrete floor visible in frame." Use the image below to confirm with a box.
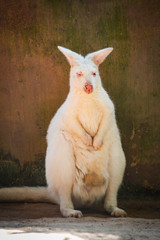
[0,199,160,240]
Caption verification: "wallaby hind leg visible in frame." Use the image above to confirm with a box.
[46,131,83,217]
[59,189,82,218]
[104,143,127,217]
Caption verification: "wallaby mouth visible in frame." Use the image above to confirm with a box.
[84,83,93,94]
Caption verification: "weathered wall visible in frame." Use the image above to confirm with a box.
[0,0,160,193]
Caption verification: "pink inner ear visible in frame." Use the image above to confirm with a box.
[92,56,100,65]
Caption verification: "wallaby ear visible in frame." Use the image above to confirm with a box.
[85,48,113,66]
[58,46,83,67]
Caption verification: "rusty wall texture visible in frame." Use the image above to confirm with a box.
[0,0,160,193]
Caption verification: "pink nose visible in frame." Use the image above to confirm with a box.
[84,83,93,94]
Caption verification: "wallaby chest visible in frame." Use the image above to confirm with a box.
[77,99,103,137]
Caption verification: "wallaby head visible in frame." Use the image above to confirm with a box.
[58,46,113,94]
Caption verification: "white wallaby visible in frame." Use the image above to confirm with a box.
[0,46,127,217]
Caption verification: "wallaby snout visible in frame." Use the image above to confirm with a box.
[84,83,93,94]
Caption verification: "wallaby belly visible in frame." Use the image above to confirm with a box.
[72,144,109,207]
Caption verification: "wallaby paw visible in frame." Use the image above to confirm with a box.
[93,135,102,150]
[110,207,127,218]
[61,208,83,218]
[83,133,92,147]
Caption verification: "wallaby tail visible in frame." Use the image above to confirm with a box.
[0,187,55,203]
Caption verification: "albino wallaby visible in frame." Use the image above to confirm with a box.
[0,46,127,218]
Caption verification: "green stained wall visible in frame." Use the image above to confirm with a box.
[0,0,160,193]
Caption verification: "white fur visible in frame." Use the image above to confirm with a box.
[0,46,126,218]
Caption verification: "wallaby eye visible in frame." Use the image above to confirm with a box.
[92,72,96,77]
[76,72,83,77]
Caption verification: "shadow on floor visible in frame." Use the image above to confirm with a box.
[0,197,159,220]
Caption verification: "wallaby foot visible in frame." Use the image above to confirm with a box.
[61,208,83,218]
[106,206,127,217]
